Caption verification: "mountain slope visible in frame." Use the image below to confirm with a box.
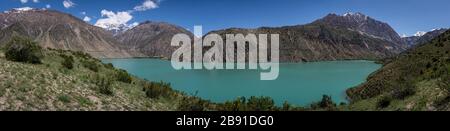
[209,14,404,62]
[346,30,450,111]
[0,9,130,58]
[115,21,194,58]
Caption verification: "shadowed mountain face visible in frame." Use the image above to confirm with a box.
[403,28,448,47]
[209,13,406,62]
[115,21,194,58]
[0,9,131,58]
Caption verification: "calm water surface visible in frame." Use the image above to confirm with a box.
[102,59,381,106]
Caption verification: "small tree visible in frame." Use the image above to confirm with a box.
[4,36,42,64]
[311,95,337,110]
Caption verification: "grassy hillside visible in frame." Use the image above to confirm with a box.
[346,30,450,111]
[0,37,189,111]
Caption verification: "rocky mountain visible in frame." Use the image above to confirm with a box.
[312,12,406,47]
[209,13,405,62]
[115,21,193,58]
[403,28,448,47]
[346,29,450,110]
[0,9,131,58]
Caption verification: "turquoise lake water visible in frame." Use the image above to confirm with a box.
[102,59,381,106]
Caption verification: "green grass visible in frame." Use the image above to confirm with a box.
[58,95,71,103]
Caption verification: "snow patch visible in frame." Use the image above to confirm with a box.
[13,7,33,11]
[414,31,426,37]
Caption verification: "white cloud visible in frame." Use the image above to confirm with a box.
[94,0,161,30]
[134,0,158,11]
[46,4,51,8]
[94,10,133,30]
[81,12,86,15]
[63,0,76,8]
[83,16,91,22]
[33,0,39,3]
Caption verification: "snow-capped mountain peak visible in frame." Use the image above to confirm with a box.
[343,12,365,17]
[414,31,427,37]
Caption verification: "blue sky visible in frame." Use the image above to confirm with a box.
[1,0,450,36]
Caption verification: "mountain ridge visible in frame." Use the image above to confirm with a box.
[0,9,131,58]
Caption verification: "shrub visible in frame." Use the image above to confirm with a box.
[439,74,450,92]
[246,96,276,111]
[218,97,247,111]
[391,84,416,100]
[310,95,337,110]
[58,95,71,103]
[104,63,114,69]
[4,36,42,64]
[83,60,99,72]
[142,81,173,99]
[61,54,74,69]
[282,101,292,111]
[94,75,114,96]
[178,95,209,111]
[73,51,92,59]
[376,96,391,109]
[116,69,132,83]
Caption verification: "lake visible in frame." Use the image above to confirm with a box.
[102,59,381,106]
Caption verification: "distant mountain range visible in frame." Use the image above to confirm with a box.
[402,28,448,47]
[210,12,407,62]
[0,9,446,62]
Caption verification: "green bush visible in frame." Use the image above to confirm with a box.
[218,97,247,111]
[178,95,209,111]
[116,69,132,83]
[440,74,450,92]
[104,63,114,69]
[58,95,71,103]
[246,96,276,111]
[94,75,114,96]
[282,101,291,111]
[310,95,337,110]
[391,84,416,100]
[61,54,74,69]
[142,81,173,99]
[83,60,99,72]
[73,51,92,60]
[376,96,391,109]
[4,36,42,64]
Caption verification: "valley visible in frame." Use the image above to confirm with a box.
[0,7,449,111]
